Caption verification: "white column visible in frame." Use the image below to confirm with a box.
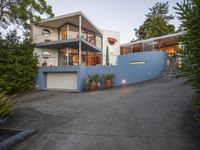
[78,15,82,66]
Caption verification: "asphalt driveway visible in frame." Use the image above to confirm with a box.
[2,78,200,150]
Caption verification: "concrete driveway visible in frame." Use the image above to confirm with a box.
[3,78,200,150]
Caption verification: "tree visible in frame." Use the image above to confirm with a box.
[175,0,200,120]
[134,1,175,40]
[0,0,54,30]
[146,1,174,21]
[0,30,38,94]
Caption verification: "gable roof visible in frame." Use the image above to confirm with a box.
[39,11,102,35]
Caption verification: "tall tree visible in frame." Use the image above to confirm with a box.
[134,1,175,40]
[0,0,53,94]
[0,0,54,30]
[146,1,174,21]
[175,0,200,120]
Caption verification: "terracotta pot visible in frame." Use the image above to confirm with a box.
[104,80,112,89]
[90,82,97,91]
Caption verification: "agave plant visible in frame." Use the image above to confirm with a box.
[0,92,14,119]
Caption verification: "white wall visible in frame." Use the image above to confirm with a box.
[33,48,58,66]
[32,24,59,66]
[32,25,58,43]
[100,29,120,65]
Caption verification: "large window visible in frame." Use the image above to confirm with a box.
[96,35,102,49]
[60,26,67,40]
[68,25,78,39]
[87,32,95,45]
[59,48,79,66]
[59,24,102,49]
[60,25,79,40]
[58,48,102,66]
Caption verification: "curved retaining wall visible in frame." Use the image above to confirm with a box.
[36,51,166,92]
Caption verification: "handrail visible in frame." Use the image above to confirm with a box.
[33,32,102,49]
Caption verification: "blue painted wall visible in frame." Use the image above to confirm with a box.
[36,52,166,92]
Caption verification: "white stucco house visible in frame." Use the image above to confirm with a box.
[31,11,120,67]
[33,11,166,92]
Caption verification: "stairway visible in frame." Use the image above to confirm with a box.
[158,58,178,79]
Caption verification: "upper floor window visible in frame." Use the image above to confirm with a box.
[41,29,51,38]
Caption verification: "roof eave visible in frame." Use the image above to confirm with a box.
[39,11,102,35]
[120,32,183,47]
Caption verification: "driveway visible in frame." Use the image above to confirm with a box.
[3,78,200,150]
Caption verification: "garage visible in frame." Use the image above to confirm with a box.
[46,73,78,90]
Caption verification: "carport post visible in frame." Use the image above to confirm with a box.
[78,15,82,66]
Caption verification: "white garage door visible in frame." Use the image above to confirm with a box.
[47,73,77,90]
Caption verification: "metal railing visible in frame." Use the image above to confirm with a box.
[33,32,102,49]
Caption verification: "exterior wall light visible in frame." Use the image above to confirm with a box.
[129,61,146,65]
[42,51,51,59]
[42,51,51,67]
[121,79,126,85]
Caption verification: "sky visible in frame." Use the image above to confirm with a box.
[46,0,183,44]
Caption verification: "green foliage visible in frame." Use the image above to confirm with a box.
[135,16,175,40]
[86,74,100,89]
[175,0,200,119]
[0,92,14,119]
[134,1,175,40]
[0,0,54,30]
[0,30,38,94]
[146,1,174,21]
[102,74,115,80]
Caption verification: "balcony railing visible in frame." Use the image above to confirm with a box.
[34,32,102,49]
[33,32,59,43]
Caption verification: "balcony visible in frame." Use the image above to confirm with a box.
[34,31,102,50]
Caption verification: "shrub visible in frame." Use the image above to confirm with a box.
[0,92,14,119]
[175,0,200,120]
[0,30,38,94]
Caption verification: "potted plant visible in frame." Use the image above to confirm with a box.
[0,92,14,124]
[102,74,115,89]
[86,74,99,91]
